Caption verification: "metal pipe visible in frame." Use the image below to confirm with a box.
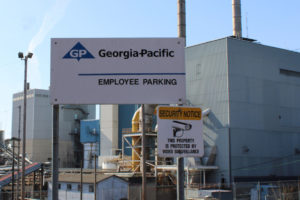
[131,107,141,171]
[52,104,59,200]
[232,0,242,38]
[21,57,28,200]
[202,108,211,117]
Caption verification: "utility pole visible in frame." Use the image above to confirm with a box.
[80,159,83,200]
[40,166,43,200]
[94,155,97,200]
[18,51,33,200]
[21,56,28,200]
[11,138,15,200]
[177,1,186,200]
[17,106,21,200]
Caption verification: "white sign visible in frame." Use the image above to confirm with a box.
[157,106,204,157]
[50,38,185,104]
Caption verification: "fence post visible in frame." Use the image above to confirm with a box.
[258,181,260,200]
[232,182,236,200]
[279,181,282,200]
[298,179,300,200]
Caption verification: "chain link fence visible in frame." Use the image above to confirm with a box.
[185,180,300,200]
[233,180,300,200]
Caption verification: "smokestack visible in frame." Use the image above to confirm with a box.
[178,0,186,46]
[232,0,242,38]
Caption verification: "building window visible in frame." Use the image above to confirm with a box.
[67,184,72,190]
[280,68,300,78]
[89,184,94,192]
[58,184,61,189]
[77,184,81,191]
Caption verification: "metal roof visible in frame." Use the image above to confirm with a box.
[53,173,128,184]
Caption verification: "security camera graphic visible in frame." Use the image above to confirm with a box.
[172,120,192,137]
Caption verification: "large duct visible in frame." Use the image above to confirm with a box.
[232,0,242,38]
[131,107,141,171]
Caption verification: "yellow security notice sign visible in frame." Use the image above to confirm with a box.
[157,106,204,157]
[158,107,202,120]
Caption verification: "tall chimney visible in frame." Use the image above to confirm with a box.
[232,0,242,38]
[178,0,186,46]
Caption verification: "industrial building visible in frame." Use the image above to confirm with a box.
[185,36,300,185]
[11,89,95,167]
[43,36,300,199]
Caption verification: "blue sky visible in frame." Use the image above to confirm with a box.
[0,0,299,138]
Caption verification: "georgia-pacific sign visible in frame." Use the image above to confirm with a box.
[50,38,186,104]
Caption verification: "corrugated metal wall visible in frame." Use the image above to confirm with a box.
[186,38,231,183]
[186,37,300,183]
[227,37,300,178]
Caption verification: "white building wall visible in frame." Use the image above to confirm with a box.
[48,177,128,200]
[48,182,94,200]
[100,105,119,156]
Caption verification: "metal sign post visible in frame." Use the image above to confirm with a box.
[141,104,146,200]
[52,105,59,200]
[177,1,186,199]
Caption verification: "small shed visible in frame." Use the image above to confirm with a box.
[48,173,128,200]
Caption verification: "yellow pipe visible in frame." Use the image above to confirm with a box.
[131,107,141,171]
[132,107,141,132]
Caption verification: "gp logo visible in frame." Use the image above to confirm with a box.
[63,42,95,61]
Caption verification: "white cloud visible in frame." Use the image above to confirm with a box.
[27,0,71,88]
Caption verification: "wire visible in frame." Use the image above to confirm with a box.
[208,153,300,175]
